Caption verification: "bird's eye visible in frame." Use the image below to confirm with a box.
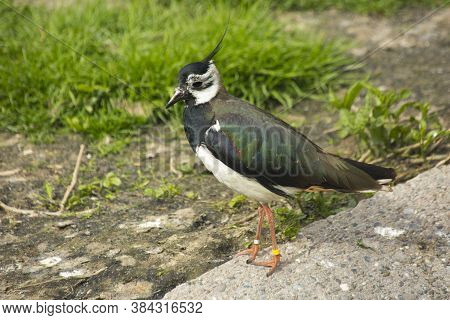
[192,81,202,88]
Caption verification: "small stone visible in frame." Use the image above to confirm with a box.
[39,256,62,267]
[59,269,85,278]
[137,219,164,232]
[340,283,350,292]
[116,255,136,267]
[145,247,163,255]
[55,220,74,229]
[106,248,121,258]
[374,226,405,239]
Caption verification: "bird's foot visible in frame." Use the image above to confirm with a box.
[251,250,281,276]
[235,240,260,263]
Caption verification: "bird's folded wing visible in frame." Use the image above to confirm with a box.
[203,110,380,193]
[203,111,323,193]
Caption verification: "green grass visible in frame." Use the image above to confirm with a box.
[278,0,447,15]
[0,0,353,142]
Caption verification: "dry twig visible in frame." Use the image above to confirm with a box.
[59,144,85,212]
[0,144,97,217]
[169,156,182,178]
[408,153,448,164]
[358,150,371,162]
[435,154,450,168]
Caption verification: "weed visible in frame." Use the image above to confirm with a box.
[43,181,54,202]
[101,172,122,189]
[299,192,360,218]
[329,82,448,157]
[275,191,361,240]
[134,179,150,191]
[37,180,58,210]
[67,171,122,209]
[228,194,247,209]
[184,191,198,200]
[274,207,306,240]
[177,163,194,175]
[144,183,180,199]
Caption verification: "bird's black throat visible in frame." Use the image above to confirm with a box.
[183,102,215,152]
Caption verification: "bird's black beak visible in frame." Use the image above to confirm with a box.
[166,87,187,109]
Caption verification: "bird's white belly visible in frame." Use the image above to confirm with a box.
[195,145,281,202]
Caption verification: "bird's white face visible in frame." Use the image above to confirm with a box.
[185,62,220,105]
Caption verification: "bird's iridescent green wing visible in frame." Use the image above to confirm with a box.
[205,98,382,193]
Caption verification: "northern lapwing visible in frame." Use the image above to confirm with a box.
[166,32,396,276]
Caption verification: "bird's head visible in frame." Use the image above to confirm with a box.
[166,29,227,108]
[166,60,221,108]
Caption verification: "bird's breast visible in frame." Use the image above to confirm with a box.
[183,103,215,151]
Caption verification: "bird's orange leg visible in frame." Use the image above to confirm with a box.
[251,204,281,276]
[235,205,264,263]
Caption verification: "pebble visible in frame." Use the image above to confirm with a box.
[59,269,85,278]
[374,226,405,239]
[339,283,350,292]
[137,219,163,232]
[145,247,164,255]
[39,256,62,267]
[55,220,75,229]
[106,248,121,258]
[116,255,136,267]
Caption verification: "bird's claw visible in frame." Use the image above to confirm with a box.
[251,254,281,276]
[235,244,260,262]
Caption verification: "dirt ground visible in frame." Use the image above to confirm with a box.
[1,8,449,299]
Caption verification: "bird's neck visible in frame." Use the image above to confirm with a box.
[183,102,215,151]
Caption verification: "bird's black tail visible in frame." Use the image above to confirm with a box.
[342,157,396,184]
[318,153,396,193]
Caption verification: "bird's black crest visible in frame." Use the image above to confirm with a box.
[177,20,229,84]
[202,22,229,63]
